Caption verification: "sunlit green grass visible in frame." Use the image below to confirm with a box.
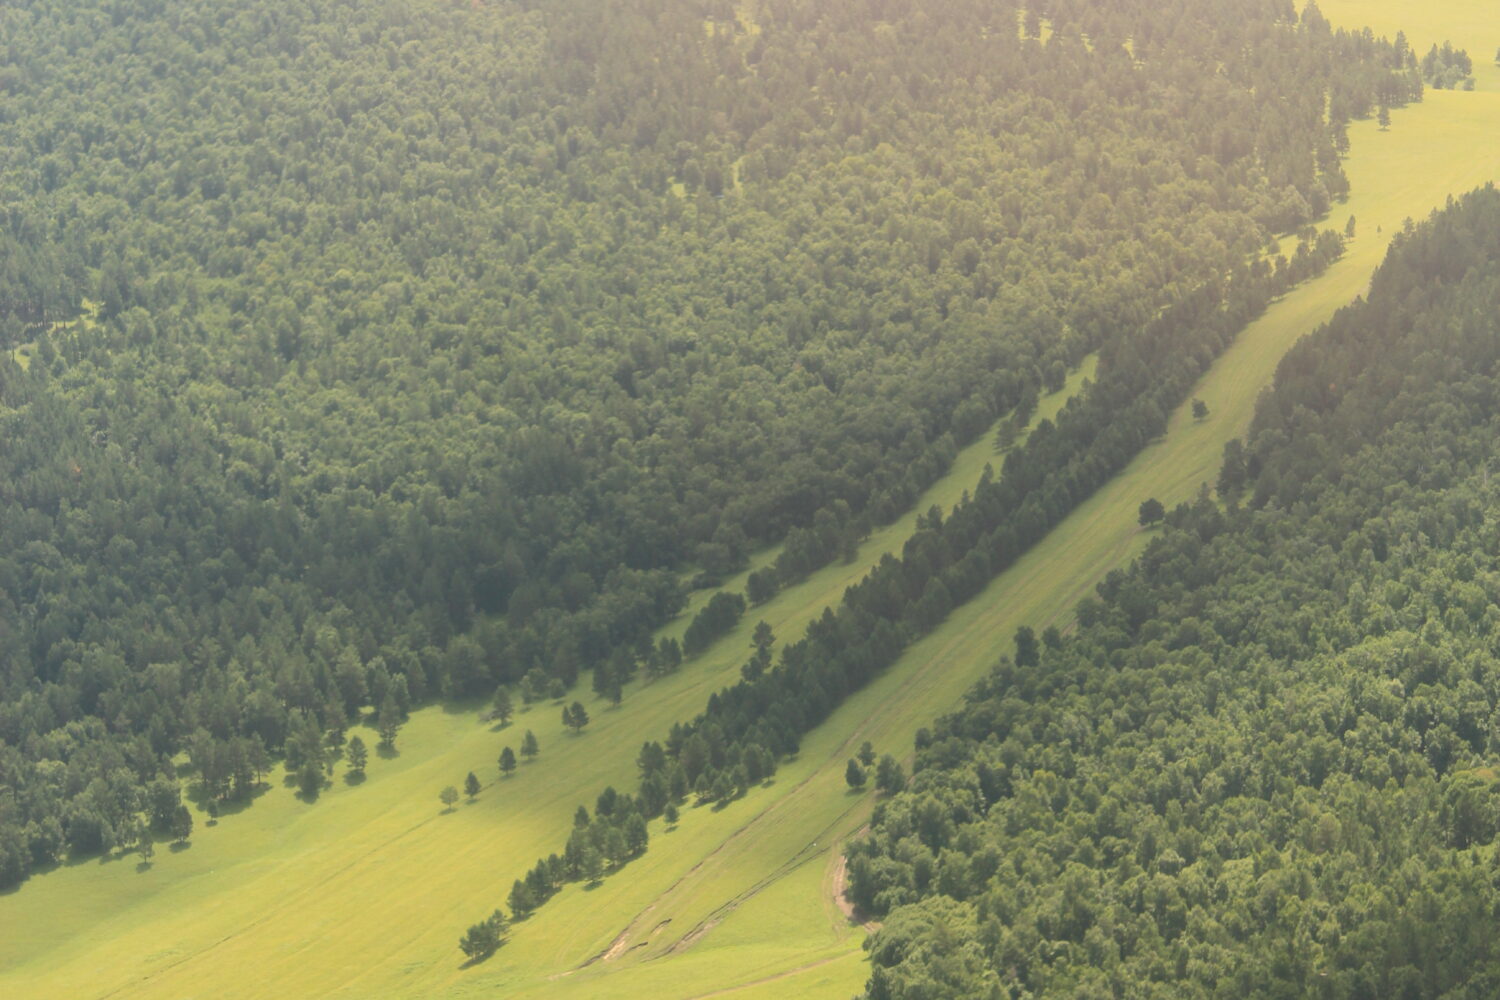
[4,45,1498,1000]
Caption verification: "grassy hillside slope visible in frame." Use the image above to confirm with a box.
[3,31,1498,1000]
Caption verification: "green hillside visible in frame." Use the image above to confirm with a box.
[5,81,1497,1000]
[854,183,1500,999]
[2,2,1498,999]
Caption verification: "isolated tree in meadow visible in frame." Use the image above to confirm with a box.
[499,746,517,776]
[1344,215,1357,238]
[845,759,867,790]
[346,735,368,778]
[492,687,514,726]
[664,803,680,827]
[440,786,459,811]
[171,805,193,845]
[857,741,876,767]
[1191,398,1209,421]
[564,701,590,733]
[464,772,481,800]
[875,755,907,795]
[521,730,540,760]
[1138,497,1165,526]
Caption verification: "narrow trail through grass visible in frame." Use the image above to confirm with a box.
[3,35,1497,1000]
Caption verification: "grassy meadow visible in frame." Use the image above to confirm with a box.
[1317,0,1500,91]
[4,17,1500,1000]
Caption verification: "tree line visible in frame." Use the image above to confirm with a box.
[0,0,1416,889]
[474,222,1349,929]
[850,184,1500,1000]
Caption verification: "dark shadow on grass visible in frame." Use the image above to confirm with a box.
[169,840,192,853]
[438,693,491,717]
[458,941,506,969]
[344,771,367,786]
[206,784,269,819]
[135,860,154,873]
[376,743,400,760]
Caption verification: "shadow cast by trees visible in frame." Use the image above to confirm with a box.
[457,941,506,970]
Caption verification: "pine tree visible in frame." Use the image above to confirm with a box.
[508,879,536,917]
[440,786,459,810]
[499,746,517,776]
[521,730,539,760]
[464,771,481,800]
[346,735,368,778]
[845,759,867,790]
[492,687,514,726]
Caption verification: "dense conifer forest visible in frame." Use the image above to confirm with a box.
[0,0,1419,889]
[849,186,1500,999]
